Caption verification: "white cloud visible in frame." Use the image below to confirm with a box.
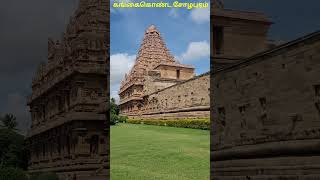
[111,90,120,104]
[179,41,210,62]
[168,8,179,18]
[111,53,135,85]
[190,8,210,24]
[110,53,135,102]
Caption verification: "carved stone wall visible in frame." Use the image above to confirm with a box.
[211,31,320,179]
[127,73,210,119]
[27,121,108,180]
[142,72,177,96]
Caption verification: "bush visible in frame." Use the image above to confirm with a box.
[111,114,128,125]
[0,167,28,180]
[29,172,59,180]
[118,116,128,123]
[127,118,210,130]
[110,113,119,125]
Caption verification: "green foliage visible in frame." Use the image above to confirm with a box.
[118,116,128,123]
[127,118,210,130]
[110,98,119,115]
[0,114,28,179]
[30,172,59,180]
[110,98,127,125]
[0,167,28,180]
[110,98,120,125]
[0,128,27,169]
[110,113,119,125]
[1,114,17,130]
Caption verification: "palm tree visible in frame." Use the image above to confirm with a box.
[1,114,17,130]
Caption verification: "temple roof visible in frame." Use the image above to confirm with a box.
[154,62,195,69]
[146,25,159,33]
[212,0,224,8]
[29,0,108,103]
[211,0,271,24]
[213,8,271,23]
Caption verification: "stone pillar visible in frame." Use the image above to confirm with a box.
[98,136,107,155]
[89,135,99,157]
[44,136,48,161]
[133,104,138,111]
[51,131,58,160]
[63,92,67,112]
[70,131,77,159]
[74,128,90,156]
[77,135,90,155]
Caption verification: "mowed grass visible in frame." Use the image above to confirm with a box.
[111,123,210,180]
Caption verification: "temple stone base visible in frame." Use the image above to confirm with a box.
[56,170,108,180]
[128,109,210,120]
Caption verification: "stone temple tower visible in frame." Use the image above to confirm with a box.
[26,0,109,179]
[119,25,195,117]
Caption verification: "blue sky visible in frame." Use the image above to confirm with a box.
[110,1,210,102]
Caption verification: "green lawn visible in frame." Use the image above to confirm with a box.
[111,123,210,180]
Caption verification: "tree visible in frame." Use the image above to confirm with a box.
[110,98,119,115]
[110,98,120,125]
[1,114,17,130]
[0,128,27,170]
[0,114,27,170]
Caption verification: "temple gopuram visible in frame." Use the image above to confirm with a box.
[119,25,210,119]
[26,0,109,179]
